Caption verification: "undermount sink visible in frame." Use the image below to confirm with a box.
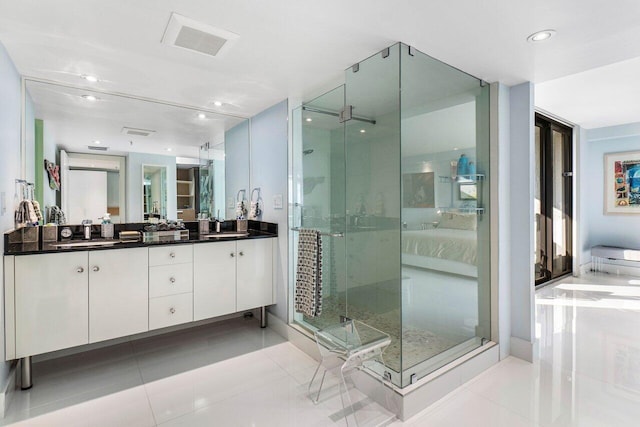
[202,232,249,239]
[51,240,121,248]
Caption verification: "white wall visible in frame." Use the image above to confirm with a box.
[250,100,288,321]
[508,82,535,362]
[582,122,640,261]
[0,41,22,392]
[224,121,250,220]
[126,152,176,222]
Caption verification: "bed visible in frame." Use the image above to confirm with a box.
[401,213,478,277]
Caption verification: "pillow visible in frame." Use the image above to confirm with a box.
[438,212,477,231]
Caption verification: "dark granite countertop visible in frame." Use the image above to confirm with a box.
[4,220,278,256]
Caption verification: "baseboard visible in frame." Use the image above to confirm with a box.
[510,336,534,362]
[579,262,592,276]
[267,313,319,360]
[0,362,17,418]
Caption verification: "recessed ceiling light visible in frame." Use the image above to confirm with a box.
[305,118,312,122]
[166,148,173,152]
[81,74,99,83]
[213,101,223,107]
[198,113,207,119]
[82,94,99,101]
[360,129,366,133]
[527,29,556,43]
[93,140,101,144]
[454,147,459,150]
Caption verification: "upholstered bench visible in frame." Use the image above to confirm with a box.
[591,245,640,273]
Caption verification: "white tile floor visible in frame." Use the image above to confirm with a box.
[3,272,640,426]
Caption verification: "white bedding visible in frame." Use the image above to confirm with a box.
[402,228,477,266]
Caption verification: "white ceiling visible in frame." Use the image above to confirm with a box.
[2,0,640,127]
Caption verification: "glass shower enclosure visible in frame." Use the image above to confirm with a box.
[291,43,491,388]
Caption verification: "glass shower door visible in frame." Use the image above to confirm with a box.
[344,44,402,383]
[291,86,348,331]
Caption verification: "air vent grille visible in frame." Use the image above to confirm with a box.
[121,127,155,137]
[162,13,238,58]
[88,145,108,151]
[175,27,227,56]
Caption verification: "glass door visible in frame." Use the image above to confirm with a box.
[344,44,402,380]
[535,114,573,285]
[291,86,348,331]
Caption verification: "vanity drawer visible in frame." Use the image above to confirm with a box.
[149,293,193,330]
[149,263,193,298]
[149,245,193,267]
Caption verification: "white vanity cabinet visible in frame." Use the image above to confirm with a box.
[14,252,89,358]
[5,235,276,371]
[193,241,237,320]
[194,238,275,318]
[89,248,149,343]
[236,238,274,311]
[148,245,194,330]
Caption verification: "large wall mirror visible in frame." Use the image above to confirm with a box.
[23,79,250,223]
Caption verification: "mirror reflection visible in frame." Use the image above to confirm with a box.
[142,165,167,220]
[24,79,249,223]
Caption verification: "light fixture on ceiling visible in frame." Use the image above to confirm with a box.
[213,101,223,107]
[305,118,312,122]
[166,148,173,152]
[81,74,99,83]
[527,29,556,43]
[454,147,459,150]
[82,94,99,101]
[93,140,101,144]
[198,113,207,119]
[360,129,366,133]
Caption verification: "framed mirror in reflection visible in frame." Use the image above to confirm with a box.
[143,165,167,220]
[23,79,250,223]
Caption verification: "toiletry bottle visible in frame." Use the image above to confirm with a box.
[215,210,221,233]
[101,213,114,239]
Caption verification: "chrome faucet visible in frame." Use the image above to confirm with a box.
[82,220,92,240]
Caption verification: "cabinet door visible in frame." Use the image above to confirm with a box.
[193,241,236,321]
[15,252,89,358]
[236,238,273,311]
[89,248,149,343]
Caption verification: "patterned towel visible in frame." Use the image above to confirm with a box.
[294,229,323,317]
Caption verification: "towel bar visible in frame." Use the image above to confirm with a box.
[290,227,344,238]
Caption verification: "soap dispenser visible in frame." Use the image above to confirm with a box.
[101,213,114,239]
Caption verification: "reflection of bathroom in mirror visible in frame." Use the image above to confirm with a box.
[24,79,249,223]
[143,165,167,220]
[61,151,126,224]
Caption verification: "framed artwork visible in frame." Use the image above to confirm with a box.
[604,151,640,215]
[402,172,434,208]
[459,183,477,200]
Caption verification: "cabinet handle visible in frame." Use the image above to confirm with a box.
[230,253,235,257]
[76,267,84,273]
[169,277,176,283]
[239,251,244,256]
[92,266,100,272]
[169,307,176,314]
[170,252,176,258]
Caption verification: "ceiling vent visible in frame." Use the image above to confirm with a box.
[88,145,108,151]
[121,127,156,137]
[161,13,238,57]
